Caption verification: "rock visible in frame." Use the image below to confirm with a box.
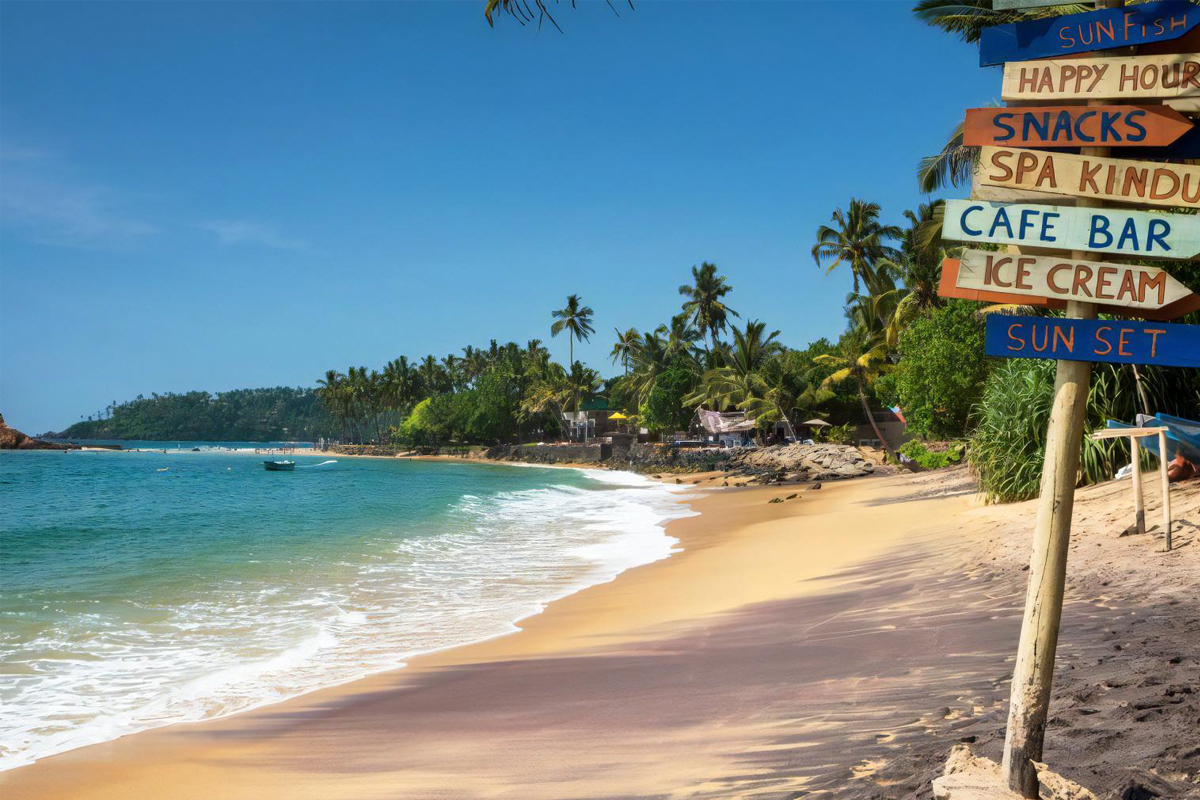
[0,413,77,450]
[768,497,784,504]
[811,482,822,490]
[786,493,798,500]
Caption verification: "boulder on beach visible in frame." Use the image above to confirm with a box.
[0,413,77,450]
[724,442,874,483]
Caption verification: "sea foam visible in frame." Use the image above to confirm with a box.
[0,466,693,770]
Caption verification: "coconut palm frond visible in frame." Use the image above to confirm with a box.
[918,121,978,194]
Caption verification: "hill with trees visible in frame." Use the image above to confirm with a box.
[48,387,336,442]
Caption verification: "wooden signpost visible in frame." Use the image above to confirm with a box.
[941,256,1200,320]
[1002,54,1200,101]
[963,105,1193,149]
[941,199,1200,258]
[980,1,1200,66]
[985,314,1200,367]
[952,3,1200,797]
[975,146,1200,209]
[955,249,1194,310]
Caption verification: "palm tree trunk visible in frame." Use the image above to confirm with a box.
[776,403,798,442]
[858,381,897,461]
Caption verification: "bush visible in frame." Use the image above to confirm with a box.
[889,300,990,440]
[898,440,963,470]
[968,356,1197,503]
[824,422,853,444]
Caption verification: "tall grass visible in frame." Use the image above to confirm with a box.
[969,359,1199,504]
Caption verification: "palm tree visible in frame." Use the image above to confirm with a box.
[550,294,595,367]
[418,355,448,397]
[686,319,782,418]
[317,369,348,442]
[565,361,603,413]
[382,357,419,415]
[878,200,947,345]
[610,327,640,376]
[815,327,897,461]
[812,199,902,295]
[679,262,739,357]
[658,312,703,364]
[912,1,1087,45]
[627,330,672,406]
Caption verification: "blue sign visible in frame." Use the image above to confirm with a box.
[985,315,1200,367]
[980,1,1200,67]
[942,200,1200,260]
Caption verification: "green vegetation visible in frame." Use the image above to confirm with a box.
[52,388,335,442]
[884,300,988,441]
[969,358,1199,504]
[898,440,963,471]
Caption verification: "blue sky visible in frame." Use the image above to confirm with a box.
[0,1,996,434]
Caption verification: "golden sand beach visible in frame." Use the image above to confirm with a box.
[3,465,1196,800]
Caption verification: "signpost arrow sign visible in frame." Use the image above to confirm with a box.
[1002,54,1200,101]
[975,146,1200,209]
[985,315,1200,368]
[980,1,1200,67]
[963,105,1193,149]
[956,249,1195,311]
[942,257,1200,321]
[942,199,1200,259]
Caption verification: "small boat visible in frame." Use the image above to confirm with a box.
[263,460,295,471]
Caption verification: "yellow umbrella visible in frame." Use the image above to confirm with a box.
[609,412,629,420]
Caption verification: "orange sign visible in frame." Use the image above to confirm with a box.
[963,105,1192,149]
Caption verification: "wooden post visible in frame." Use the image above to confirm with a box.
[1001,3,1119,791]
[1000,299,1095,797]
[1131,439,1145,536]
[1159,430,1172,551]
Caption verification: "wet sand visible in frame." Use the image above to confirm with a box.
[3,466,1197,800]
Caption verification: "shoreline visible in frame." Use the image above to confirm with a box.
[1,468,951,798]
[4,465,1197,798]
[0,458,692,773]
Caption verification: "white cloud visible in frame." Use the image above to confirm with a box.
[0,141,156,248]
[196,220,307,250]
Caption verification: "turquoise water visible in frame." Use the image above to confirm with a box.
[0,450,689,769]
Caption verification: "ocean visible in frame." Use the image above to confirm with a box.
[0,448,691,770]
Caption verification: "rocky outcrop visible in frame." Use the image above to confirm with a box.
[624,443,734,473]
[485,443,605,465]
[0,413,78,450]
[724,442,875,483]
[482,440,877,482]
